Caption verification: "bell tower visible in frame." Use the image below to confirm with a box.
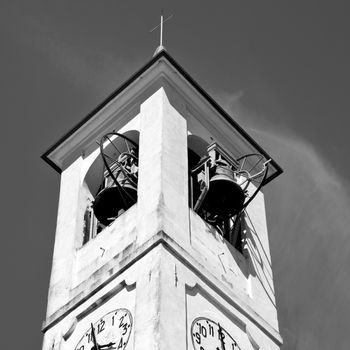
[41,49,283,350]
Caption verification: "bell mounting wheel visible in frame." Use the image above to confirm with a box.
[99,132,138,189]
[93,132,139,226]
[235,153,271,211]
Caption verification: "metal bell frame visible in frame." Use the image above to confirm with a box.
[92,132,139,226]
[190,142,271,240]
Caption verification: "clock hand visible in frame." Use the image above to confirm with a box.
[218,323,226,350]
[90,323,100,350]
[99,342,116,349]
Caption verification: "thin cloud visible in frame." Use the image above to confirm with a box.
[217,92,350,349]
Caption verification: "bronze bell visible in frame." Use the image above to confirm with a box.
[92,132,139,227]
[92,182,137,226]
[202,164,245,217]
[93,164,137,226]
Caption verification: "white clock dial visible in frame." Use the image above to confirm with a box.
[191,317,241,350]
[75,308,132,350]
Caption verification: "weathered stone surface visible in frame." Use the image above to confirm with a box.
[42,56,282,350]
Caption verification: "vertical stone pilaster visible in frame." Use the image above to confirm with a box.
[158,247,187,350]
[137,87,189,247]
[133,247,162,350]
[46,158,82,317]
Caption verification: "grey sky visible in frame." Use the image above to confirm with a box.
[1,1,349,349]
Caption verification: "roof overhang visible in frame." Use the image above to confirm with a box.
[42,50,283,184]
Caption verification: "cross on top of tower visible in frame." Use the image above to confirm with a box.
[150,11,173,56]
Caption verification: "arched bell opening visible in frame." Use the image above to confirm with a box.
[82,130,139,244]
[188,137,270,253]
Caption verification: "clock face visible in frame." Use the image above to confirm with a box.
[74,308,132,350]
[191,317,241,350]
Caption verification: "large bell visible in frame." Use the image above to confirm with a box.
[92,183,137,226]
[202,165,245,217]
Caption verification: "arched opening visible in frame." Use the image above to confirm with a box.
[82,130,140,244]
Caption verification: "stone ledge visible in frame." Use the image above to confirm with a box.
[42,230,282,346]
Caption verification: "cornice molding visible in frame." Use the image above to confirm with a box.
[41,51,282,184]
[42,230,282,346]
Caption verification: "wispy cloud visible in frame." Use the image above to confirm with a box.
[216,92,350,349]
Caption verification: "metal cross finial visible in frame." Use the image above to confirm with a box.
[150,11,173,48]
